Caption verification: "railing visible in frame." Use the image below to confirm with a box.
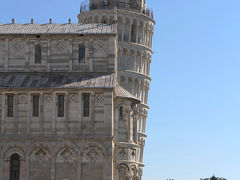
[80,0,154,19]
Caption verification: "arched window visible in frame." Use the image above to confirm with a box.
[10,154,20,180]
[118,167,127,180]
[119,106,123,120]
[131,169,137,180]
[79,44,85,63]
[124,18,130,42]
[131,23,137,43]
[83,94,90,117]
[35,44,41,64]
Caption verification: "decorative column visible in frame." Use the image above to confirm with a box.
[140,55,143,74]
[68,39,73,71]
[14,93,18,134]
[77,155,81,180]
[1,93,5,134]
[129,19,133,42]
[150,30,154,48]
[47,39,51,71]
[25,154,30,180]
[27,92,31,134]
[89,39,94,72]
[78,92,83,135]
[121,19,124,42]
[142,114,146,133]
[25,39,30,71]
[148,58,151,76]
[137,113,141,132]
[127,106,133,143]
[0,152,3,180]
[142,23,145,46]
[131,79,135,95]
[144,86,148,104]
[145,85,149,104]
[53,93,56,134]
[139,143,143,163]
[140,113,143,132]
[141,83,144,102]
[147,30,150,47]
[4,38,8,71]
[136,21,139,44]
[40,93,44,135]
[65,92,69,135]
[51,153,56,180]
[90,92,95,134]
[134,109,138,143]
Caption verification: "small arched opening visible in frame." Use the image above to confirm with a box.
[10,154,20,180]
[131,20,137,43]
[35,44,41,64]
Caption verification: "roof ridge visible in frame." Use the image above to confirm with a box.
[115,85,140,102]
[0,23,115,35]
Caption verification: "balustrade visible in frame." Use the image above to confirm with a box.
[80,0,154,19]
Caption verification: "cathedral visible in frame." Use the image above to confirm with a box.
[0,0,155,179]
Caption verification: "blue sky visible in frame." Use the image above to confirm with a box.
[0,0,239,180]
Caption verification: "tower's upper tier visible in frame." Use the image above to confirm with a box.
[80,0,153,19]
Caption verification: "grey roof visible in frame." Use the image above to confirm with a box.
[115,86,140,102]
[0,23,115,35]
[0,73,115,90]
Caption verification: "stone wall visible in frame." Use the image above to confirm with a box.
[0,90,113,136]
[0,139,113,180]
[0,35,116,73]
[0,89,114,180]
[78,9,154,48]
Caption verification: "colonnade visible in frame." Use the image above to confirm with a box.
[119,76,150,104]
[79,14,154,48]
[118,47,152,76]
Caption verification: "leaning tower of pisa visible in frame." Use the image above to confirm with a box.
[78,0,155,179]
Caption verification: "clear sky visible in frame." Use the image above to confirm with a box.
[0,0,239,180]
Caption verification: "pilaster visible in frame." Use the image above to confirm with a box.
[26,39,30,71]
[51,153,56,180]
[53,93,56,134]
[129,19,133,42]
[0,151,3,180]
[25,154,30,180]
[47,39,51,71]
[4,38,8,71]
[1,93,5,134]
[77,156,81,180]
[78,92,83,135]
[69,39,73,71]
[14,93,18,134]
[91,92,95,134]
[136,21,140,43]
[40,93,44,135]
[65,92,69,135]
[27,92,31,134]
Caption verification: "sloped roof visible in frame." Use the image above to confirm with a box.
[0,23,115,35]
[115,85,140,102]
[0,73,115,90]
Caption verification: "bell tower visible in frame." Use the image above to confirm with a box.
[78,0,155,179]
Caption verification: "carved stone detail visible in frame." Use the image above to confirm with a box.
[70,94,78,103]
[44,94,53,103]
[56,40,66,52]
[31,147,50,161]
[12,39,24,51]
[118,147,128,160]
[18,94,27,104]
[95,40,105,49]
[56,146,78,162]
[82,145,103,162]
[95,94,104,103]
